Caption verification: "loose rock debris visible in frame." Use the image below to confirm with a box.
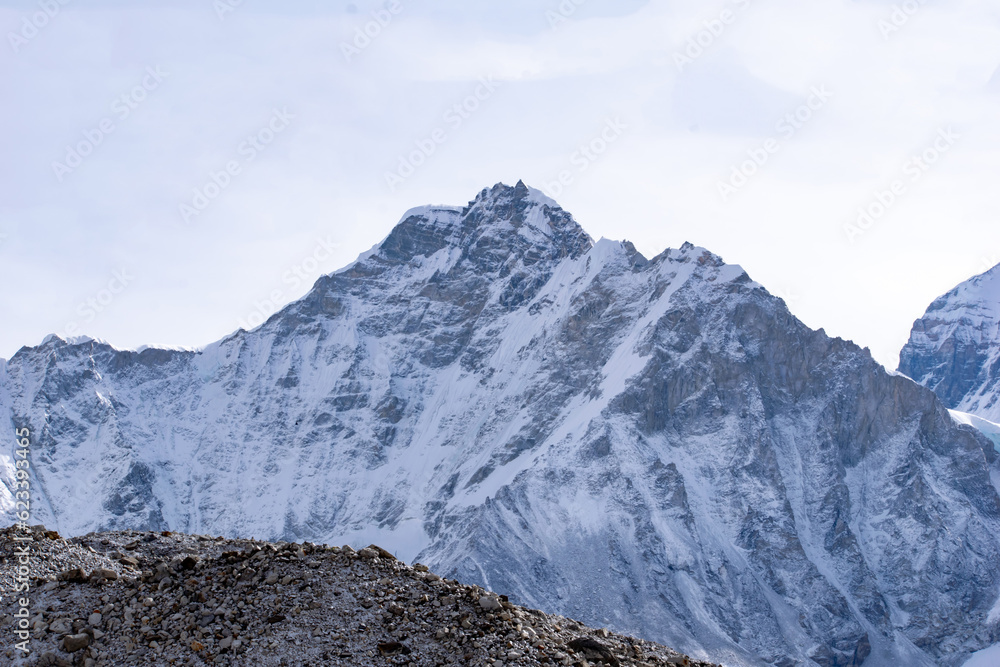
[0,525,721,666]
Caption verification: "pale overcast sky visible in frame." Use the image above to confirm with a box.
[1,0,999,369]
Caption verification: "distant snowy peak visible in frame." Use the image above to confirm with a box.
[923,261,1000,322]
[899,262,1000,421]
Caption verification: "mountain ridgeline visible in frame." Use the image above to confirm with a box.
[899,262,1000,423]
[2,182,999,666]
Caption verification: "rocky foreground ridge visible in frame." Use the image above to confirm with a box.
[0,525,718,667]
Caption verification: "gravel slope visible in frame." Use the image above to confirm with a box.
[0,525,719,667]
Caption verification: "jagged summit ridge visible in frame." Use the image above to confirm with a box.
[366,181,590,268]
[374,181,593,273]
[267,180,598,345]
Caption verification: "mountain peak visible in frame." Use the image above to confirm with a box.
[942,260,1000,306]
[458,181,590,256]
[900,261,1000,420]
[359,183,591,273]
[464,180,563,215]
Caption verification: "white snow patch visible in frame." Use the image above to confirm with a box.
[963,642,1000,667]
[949,410,1000,452]
[522,184,562,210]
[41,333,98,346]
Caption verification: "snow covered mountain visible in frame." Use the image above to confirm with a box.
[899,263,1000,423]
[3,182,1000,666]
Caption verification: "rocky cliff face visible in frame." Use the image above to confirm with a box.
[899,263,1000,422]
[3,182,1000,666]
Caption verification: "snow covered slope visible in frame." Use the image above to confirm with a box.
[950,410,1000,453]
[899,263,1000,422]
[3,182,1000,666]
[963,642,1000,667]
